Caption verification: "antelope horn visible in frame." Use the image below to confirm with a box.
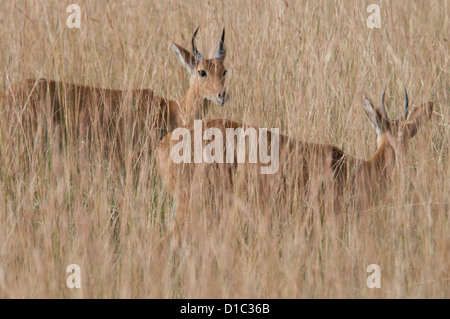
[401,88,409,120]
[214,28,226,61]
[380,89,389,120]
[191,26,204,63]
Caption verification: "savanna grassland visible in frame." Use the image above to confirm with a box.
[0,0,449,298]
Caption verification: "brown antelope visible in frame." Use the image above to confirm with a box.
[356,90,434,208]
[156,90,433,228]
[2,27,228,166]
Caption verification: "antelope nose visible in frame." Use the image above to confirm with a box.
[218,90,226,100]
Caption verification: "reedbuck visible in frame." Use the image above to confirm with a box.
[156,90,433,227]
[356,90,434,207]
[2,27,228,167]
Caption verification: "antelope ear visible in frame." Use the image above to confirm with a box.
[405,102,433,138]
[363,96,383,136]
[171,43,196,75]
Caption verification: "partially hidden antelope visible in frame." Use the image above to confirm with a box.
[356,90,434,208]
[2,27,228,167]
[156,90,433,227]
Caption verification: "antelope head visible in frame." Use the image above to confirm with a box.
[171,27,228,107]
[363,89,434,155]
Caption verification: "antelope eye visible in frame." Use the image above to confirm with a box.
[198,70,207,78]
[223,70,227,77]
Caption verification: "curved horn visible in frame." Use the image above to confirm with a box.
[380,89,389,120]
[401,88,409,120]
[191,26,204,63]
[214,28,226,61]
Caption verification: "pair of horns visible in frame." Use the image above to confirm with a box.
[191,26,226,63]
[380,88,409,121]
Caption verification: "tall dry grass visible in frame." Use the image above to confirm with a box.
[0,0,448,298]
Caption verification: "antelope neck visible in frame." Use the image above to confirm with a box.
[178,85,207,125]
[369,133,395,170]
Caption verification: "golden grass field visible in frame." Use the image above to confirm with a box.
[0,0,449,298]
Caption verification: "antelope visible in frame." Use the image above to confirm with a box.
[156,90,433,228]
[2,27,228,167]
[355,90,434,208]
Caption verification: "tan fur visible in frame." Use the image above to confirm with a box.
[156,118,353,227]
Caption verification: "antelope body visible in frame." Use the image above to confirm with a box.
[156,90,433,225]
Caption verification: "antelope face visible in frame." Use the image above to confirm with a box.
[389,102,433,150]
[193,59,228,106]
[363,90,433,152]
[171,27,228,106]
